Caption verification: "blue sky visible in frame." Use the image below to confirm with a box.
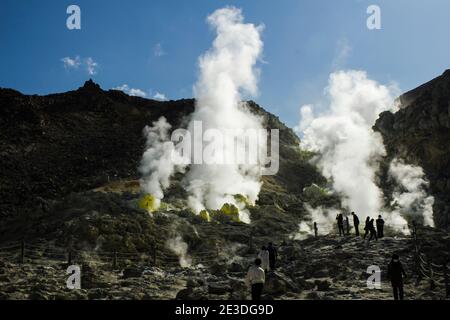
[1,0,449,128]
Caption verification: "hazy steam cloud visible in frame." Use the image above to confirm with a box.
[183,6,265,222]
[298,70,434,234]
[138,7,265,222]
[299,70,395,218]
[291,205,339,240]
[139,117,186,208]
[166,236,192,268]
[389,158,435,227]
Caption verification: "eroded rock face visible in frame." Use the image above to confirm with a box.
[374,70,450,228]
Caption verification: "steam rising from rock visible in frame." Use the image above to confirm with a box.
[298,70,434,234]
[389,158,435,227]
[139,117,186,208]
[184,6,265,221]
[138,7,265,222]
[299,70,395,217]
[166,236,192,268]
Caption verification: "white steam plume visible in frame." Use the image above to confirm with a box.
[139,117,186,209]
[389,158,435,227]
[298,70,434,234]
[166,236,192,268]
[299,70,395,218]
[290,205,340,240]
[184,6,265,222]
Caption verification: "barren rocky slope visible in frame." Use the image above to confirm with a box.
[1,74,449,301]
[375,70,450,228]
[1,226,448,300]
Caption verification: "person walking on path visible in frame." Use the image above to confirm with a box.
[267,242,278,271]
[257,246,270,273]
[352,212,360,236]
[363,217,371,239]
[246,258,265,300]
[376,215,385,238]
[388,254,407,300]
[368,219,378,242]
[336,213,345,237]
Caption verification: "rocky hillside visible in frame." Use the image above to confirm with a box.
[0,80,325,246]
[0,78,449,301]
[374,70,450,228]
[1,227,448,300]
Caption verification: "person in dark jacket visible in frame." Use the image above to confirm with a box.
[363,217,371,239]
[336,213,345,236]
[376,215,385,238]
[267,242,278,271]
[368,219,378,242]
[352,212,360,236]
[387,254,407,300]
[314,222,318,237]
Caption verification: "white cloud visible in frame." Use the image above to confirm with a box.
[61,56,99,75]
[61,56,81,69]
[85,57,98,75]
[153,43,166,57]
[153,92,167,100]
[113,84,147,98]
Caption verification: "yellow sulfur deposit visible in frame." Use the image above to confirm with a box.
[234,194,252,208]
[199,210,211,222]
[139,194,158,212]
[220,203,240,222]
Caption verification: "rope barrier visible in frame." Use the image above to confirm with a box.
[412,225,449,298]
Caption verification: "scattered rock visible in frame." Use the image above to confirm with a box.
[315,280,332,291]
[208,282,231,295]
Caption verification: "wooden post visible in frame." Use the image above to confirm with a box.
[20,240,25,264]
[444,261,449,298]
[113,251,117,269]
[67,250,73,265]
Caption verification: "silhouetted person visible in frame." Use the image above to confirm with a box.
[345,216,350,235]
[368,219,378,242]
[388,254,407,300]
[352,212,360,236]
[257,246,269,273]
[376,215,385,238]
[336,213,345,236]
[314,222,318,237]
[246,258,265,300]
[363,217,370,239]
[267,242,277,271]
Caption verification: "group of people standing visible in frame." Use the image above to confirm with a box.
[245,242,278,300]
[335,212,385,241]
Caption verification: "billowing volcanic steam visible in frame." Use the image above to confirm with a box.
[139,117,187,210]
[297,70,434,234]
[139,6,266,222]
[184,6,265,222]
